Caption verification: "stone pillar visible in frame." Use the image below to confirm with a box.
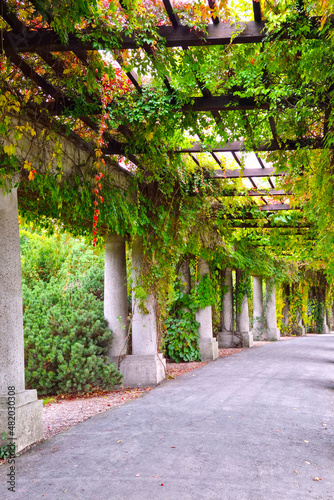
[0,182,42,452]
[297,313,306,336]
[235,270,253,348]
[121,236,165,387]
[266,278,280,341]
[178,259,191,294]
[323,308,330,334]
[218,268,234,348]
[104,233,129,363]
[252,276,264,340]
[282,283,290,331]
[195,259,218,361]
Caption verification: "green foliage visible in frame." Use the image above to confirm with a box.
[0,433,16,460]
[21,226,122,396]
[3,1,334,355]
[164,285,201,363]
[307,299,324,334]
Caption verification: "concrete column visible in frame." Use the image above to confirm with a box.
[297,312,306,336]
[323,308,330,334]
[178,259,191,294]
[218,268,234,348]
[195,259,218,361]
[0,182,42,452]
[235,270,253,348]
[104,233,129,363]
[282,284,290,330]
[252,276,264,340]
[121,235,165,386]
[266,278,280,341]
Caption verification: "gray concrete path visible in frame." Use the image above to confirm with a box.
[1,335,334,500]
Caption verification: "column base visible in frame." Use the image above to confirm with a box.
[217,331,234,348]
[251,328,264,341]
[266,328,280,341]
[199,339,219,361]
[0,390,43,452]
[242,332,253,348]
[120,354,166,387]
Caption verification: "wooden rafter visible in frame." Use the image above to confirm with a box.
[222,223,310,228]
[260,204,292,211]
[219,189,292,197]
[0,22,267,53]
[181,95,268,111]
[176,138,324,153]
[252,0,262,23]
[163,0,180,28]
[206,167,284,179]
[207,0,220,25]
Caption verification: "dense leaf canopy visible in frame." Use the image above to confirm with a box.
[1,0,334,314]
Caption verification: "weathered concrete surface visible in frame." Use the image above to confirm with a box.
[195,259,218,361]
[123,236,166,387]
[266,279,280,341]
[236,269,253,348]
[0,391,43,453]
[252,276,264,340]
[120,354,166,388]
[104,233,129,362]
[1,335,334,499]
[0,185,43,451]
[218,268,234,348]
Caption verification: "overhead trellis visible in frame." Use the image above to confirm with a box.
[0,0,333,235]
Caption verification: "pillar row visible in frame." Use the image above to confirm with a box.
[195,259,218,361]
[0,182,43,452]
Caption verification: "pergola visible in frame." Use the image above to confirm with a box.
[1,0,326,217]
[0,0,330,452]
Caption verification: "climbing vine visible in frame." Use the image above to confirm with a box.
[1,0,334,346]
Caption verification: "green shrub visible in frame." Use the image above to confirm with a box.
[21,225,121,396]
[81,265,104,301]
[24,279,122,395]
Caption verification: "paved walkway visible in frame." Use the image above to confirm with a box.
[1,335,334,500]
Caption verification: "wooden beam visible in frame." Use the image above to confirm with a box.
[1,22,266,53]
[163,0,180,28]
[177,138,324,153]
[114,50,142,93]
[207,0,220,25]
[222,223,310,228]
[252,0,262,23]
[207,167,284,178]
[181,95,268,111]
[220,189,292,196]
[259,204,292,211]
